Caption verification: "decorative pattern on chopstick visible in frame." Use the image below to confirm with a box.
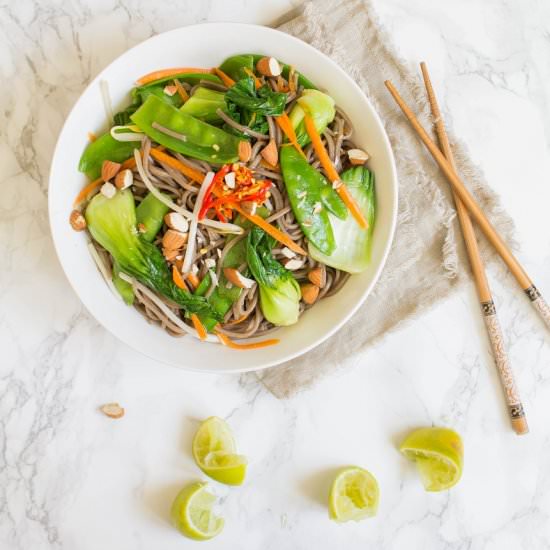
[385,77,550,336]
[526,286,550,328]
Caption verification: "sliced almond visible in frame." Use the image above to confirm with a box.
[223,267,255,289]
[163,85,178,96]
[101,160,121,182]
[164,212,189,233]
[204,258,216,270]
[308,266,326,288]
[312,201,322,214]
[162,229,188,250]
[260,139,278,167]
[300,283,319,305]
[280,247,296,259]
[163,247,180,261]
[256,56,282,77]
[137,222,147,234]
[69,209,86,231]
[100,402,125,419]
[240,200,257,216]
[100,182,116,198]
[283,258,304,271]
[114,169,133,190]
[347,148,370,165]
[238,140,252,162]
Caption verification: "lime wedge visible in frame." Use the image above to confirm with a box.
[400,427,464,491]
[192,417,247,486]
[170,482,224,540]
[329,466,379,522]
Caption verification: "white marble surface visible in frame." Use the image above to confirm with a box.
[2,0,550,548]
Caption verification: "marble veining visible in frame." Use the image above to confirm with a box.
[1,0,550,548]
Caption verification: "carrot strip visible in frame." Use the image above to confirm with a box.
[73,177,102,207]
[215,330,279,350]
[223,314,249,326]
[149,148,205,183]
[191,314,207,341]
[187,272,200,290]
[243,67,262,89]
[303,114,369,229]
[172,266,187,289]
[275,113,305,158]
[213,68,235,88]
[137,67,212,86]
[173,79,189,102]
[233,205,306,255]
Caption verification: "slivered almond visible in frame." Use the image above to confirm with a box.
[101,160,121,182]
[308,266,326,288]
[163,85,178,96]
[224,171,236,189]
[283,258,304,271]
[238,140,252,162]
[162,229,188,250]
[280,247,295,259]
[114,169,133,190]
[100,402,125,419]
[69,209,86,231]
[256,56,282,77]
[347,148,370,165]
[137,223,147,234]
[204,258,216,270]
[260,139,278,166]
[164,212,189,233]
[223,268,255,289]
[300,283,319,305]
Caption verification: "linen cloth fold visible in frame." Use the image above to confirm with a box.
[254,0,516,398]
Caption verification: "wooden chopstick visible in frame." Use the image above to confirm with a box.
[420,63,528,435]
[384,79,550,334]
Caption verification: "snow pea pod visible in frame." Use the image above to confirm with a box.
[280,146,347,255]
[131,95,242,164]
[136,192,170,242]
[78,133,139,180]
[219,54,255,81]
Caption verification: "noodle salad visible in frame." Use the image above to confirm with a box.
[70,55,376,349]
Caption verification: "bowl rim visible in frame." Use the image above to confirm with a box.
[48,22,398,373]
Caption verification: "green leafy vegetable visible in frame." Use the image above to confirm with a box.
[289,89,336,146]
[280,146,346,255]
[246,227,301,326]
[225,76,286,116]
[85,190,218,318]
[309,166,376,273]
[78,133,138,180]
[136,192,171,242]
[131,95,242,164]
[219,54,255,81]
[180,87,227,123]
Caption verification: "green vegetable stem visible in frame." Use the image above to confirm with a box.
[288,89,336,146]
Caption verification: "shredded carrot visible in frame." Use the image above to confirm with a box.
[191,314,208,341]
[173,79,189,102]
[215,329,279,350]
[213,67,235,88]
[136,67,212,86]
[223,314,249,326]
[172,265,187,289]
[243,67,262,89]
[275,113,305,158]
[149,148,205,183]
[303,114,369,229]
[87,132,97,142]
[187,272,200,290]
[73,177,102,207]
[233,205,306,255]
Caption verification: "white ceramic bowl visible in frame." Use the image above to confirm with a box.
[49,23,397,373]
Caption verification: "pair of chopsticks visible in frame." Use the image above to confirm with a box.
[385,64,542,435]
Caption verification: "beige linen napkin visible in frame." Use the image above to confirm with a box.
[255,0,516,398]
